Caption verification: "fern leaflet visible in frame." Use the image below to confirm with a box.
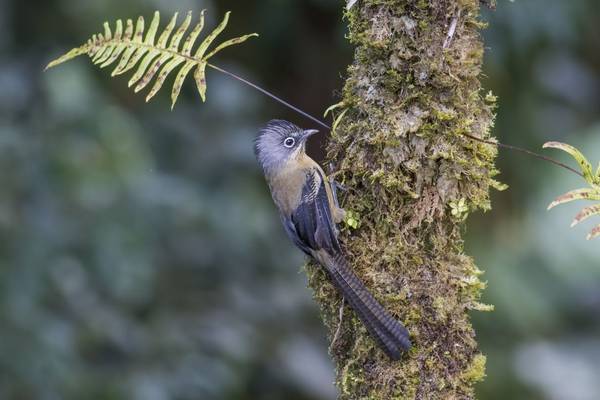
[544,141,600,240]
[46,10,258,108]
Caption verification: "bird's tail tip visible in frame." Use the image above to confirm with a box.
[317,250,412,360]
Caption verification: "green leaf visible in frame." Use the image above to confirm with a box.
[146,57,186,102]
[135,53,172,93]
[133,16,145,42]
[182,10,206,56]
[144,11,161,45]
[128,49,161,87]
[490,179,509,192]
[171,61,196,109]
[191,11,259,63]
[45,10,258,108]
[194,62,208,102]
[332,108,348,134]
[547,188,600,210]
[449,198,469,220]
[543,141,596,184]
[168,11,192,51]
[203,33,259,61]
[193,11,231,60]
[323,101,345,118]
[45,46,89,70]
[156,13,178,48]
[544,142,600,239]
[344,211,360,229]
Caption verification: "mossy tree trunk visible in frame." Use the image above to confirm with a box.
[306,1,498,398]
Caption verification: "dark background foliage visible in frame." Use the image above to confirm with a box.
[0,1,598,399]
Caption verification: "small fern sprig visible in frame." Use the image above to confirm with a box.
[544,141,600,240]
[45,10,258,108]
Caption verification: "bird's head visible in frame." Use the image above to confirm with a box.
[254,120,318,174]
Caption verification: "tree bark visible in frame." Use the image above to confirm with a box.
[306,1,498,398]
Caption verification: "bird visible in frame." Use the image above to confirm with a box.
[254,119,411,360]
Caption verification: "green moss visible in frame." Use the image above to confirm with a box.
[462,354,488,383]
[308,0,498,399]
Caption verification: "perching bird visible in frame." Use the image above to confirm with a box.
[254,120,411,360]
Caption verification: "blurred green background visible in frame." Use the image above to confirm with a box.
[1,1,598,399]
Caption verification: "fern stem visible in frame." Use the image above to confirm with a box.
[461,133,584,178]
[45,10,584,181]
[206,63,331,131]
[207,65,583,179]
[211,62,584,179]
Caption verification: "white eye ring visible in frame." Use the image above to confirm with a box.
[283,137,295,148]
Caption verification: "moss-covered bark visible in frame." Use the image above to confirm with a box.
[306,1,499,398]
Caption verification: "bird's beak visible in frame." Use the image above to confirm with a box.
[302,129,319,141]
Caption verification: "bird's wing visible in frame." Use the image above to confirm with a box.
[289,168,341,254]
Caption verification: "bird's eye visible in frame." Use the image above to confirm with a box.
[283,137,295,148]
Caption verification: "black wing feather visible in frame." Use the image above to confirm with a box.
[289,169,340,254]
[281,168,411,358]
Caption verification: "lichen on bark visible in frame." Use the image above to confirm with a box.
[305,1,498,399]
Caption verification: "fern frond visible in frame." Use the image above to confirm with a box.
[544,141,600,240]
[543,141,598,185]
[46,10,258,108]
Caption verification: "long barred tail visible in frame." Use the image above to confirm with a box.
[318,251,411,360]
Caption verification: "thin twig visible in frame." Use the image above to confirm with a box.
[461,132,584,178]
[207,63,583,179]
[207,63,330,131]
[330,298,345,350]
[443,10,461,49]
